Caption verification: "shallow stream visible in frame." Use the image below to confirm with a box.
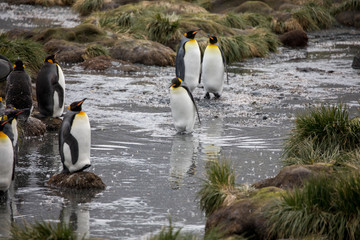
[0,3,360,239]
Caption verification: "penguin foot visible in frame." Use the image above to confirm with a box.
[204,92,210,99]
[214,93,221,99]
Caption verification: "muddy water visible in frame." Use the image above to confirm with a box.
[1,3,360,239]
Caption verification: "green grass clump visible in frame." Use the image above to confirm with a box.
[283,104,360,166]
[73,0,104,16]
[83,44,109,59]
[0,34,46,78]
[266,172,360,239]
[146,13,181,45]
[219,28,279,63]
[332,0,360,15]
[197,160,236,217]
[10,221,79,240]
[292,2,334,31]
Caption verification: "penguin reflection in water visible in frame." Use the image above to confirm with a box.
[36,54,65,117]
[170,78,201,134]
[0,117,15,194]
[175,29,201,93]
[202,35,227,99]
[59,98,91,173]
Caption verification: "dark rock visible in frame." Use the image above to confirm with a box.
[44,39,86,63]
[33,112,63,131]
[110,38,176,66]
[279,29,308,47]
[205,187,282,240]
[47,172,106,190]
[20,116,47,137]
[352,55,360,69]
[80,55,141,72]
[335,10,360,28]
[252,164,333,189]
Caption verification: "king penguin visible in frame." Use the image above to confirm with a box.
[175,29,201,92]
[0,55,12,83]
[36,54,65,118]
[202,35,226,99]
[5,59,33,119]
[0,117,15,193]
[59,98,91,173]
[2,108,29,164]
[170,77,201,133]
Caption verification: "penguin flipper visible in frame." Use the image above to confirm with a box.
[53,83,64,108]
[59,114,79,166]
[63,134,79,165]
[220,47,229,84]
[183,85,201,124]
[175,39,187,80]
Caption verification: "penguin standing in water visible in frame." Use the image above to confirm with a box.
[0,55,12,82]
[202,35,226,99]
[5,59,33,119]
[2,108,29,164]
[0,117,15,193]
[36,54,65,117]
[59,98,91,173]
[175,29,201,92]
[170,78,200,133]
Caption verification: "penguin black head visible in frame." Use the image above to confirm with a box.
[68,98,87,112]
[184,29,201,39]
[44,54,58,64]
[170,78,182,88]
[209,35,218,44]
[4,108,30,120]
[0,117,13,131]
[13,59,25,71]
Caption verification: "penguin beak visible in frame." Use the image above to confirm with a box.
[193,29,201,35]
[77,98,87,106]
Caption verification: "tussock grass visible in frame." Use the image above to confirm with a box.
[266,172,360,239]
[292,2,334,31]
[147,13,181,45]
[73,0,104,16]
[283,104,360,166]
[10,221,79,240]
[332,0,360,15]
[83,44,109,59]
[0,34,46,78]
[220,28,279,63]
[197,160,236,217]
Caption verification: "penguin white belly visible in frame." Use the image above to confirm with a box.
[0,133,14,192]
[184,40,201,92]
[66,112,91,172]
[52,65,65,117]
[170,87,196,133]
[202,46,225,95]
[11,119,18,148]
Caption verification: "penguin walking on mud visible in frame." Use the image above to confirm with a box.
[175,29,201,92]
[59,98,91,173]
[0,55,13,83]
[0,117,15,193]
[5,59,33,119]
[202,35,227,99]
[36,54,65,118]
[170,77,200,133]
